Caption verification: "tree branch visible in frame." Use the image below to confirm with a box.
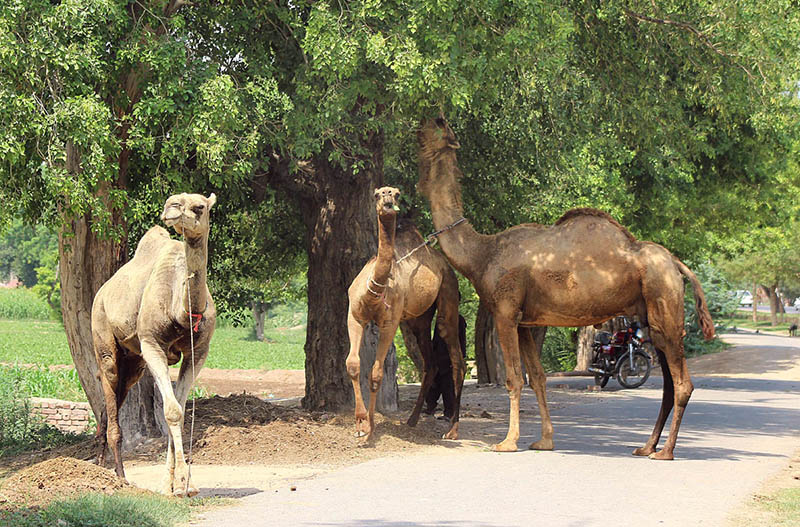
[623,8,757,81]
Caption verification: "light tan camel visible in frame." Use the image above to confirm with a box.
[347,186,464,440]
[91,193,217,496]
[417,117,715,459]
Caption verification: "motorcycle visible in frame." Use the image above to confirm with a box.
[588,321,652,389]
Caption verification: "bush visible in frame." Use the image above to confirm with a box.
[0,288,54,320]
[541,327,577,373]
[684,262,739,355]
[0,367,88,458]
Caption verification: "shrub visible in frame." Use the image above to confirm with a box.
[0,288,54,320]
[541,327,578,373]
[684,262,738,355]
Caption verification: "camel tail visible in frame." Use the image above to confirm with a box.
[673,257,716,341]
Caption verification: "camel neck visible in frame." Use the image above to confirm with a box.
[423,154,489,281]
[372,213,396,287]
[182,233,208,314]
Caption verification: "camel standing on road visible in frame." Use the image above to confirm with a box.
[92,193,216,496]
[347,187,464,440]
[417,117,715,459]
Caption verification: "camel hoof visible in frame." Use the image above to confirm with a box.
[442,430,458,440]
[648,450,674,461]
[632,446,656,457]
[354,430,367,438]
[491,440,518,452]
[406,416,419,428]
[173,485,199,498]
[529,439,553,451]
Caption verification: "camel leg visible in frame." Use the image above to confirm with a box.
[140,338,194,497]
[345,312,370,437]
[163,344,209,497]
[519,327,553,450]
[650,345,693,460]
[492,316,524,452]
[633,348,673,457]
[93,328,126,479]
[406,310,437,428]
[437,298,464,440]
[366,321,400,441]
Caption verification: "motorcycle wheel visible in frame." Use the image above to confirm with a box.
[616,351,651,389]
[594,357,611,388]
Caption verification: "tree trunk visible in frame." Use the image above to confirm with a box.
[359,323,398,413]
[399,321,424,374]
[59,145,163,449]
[763,283,779,327]
[298,134,397,412]
[752,281,758,323]
[474,302,505,385]
[576,326,597,370]
[252,301,267,341]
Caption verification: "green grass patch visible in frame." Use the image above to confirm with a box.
[0,289,54,320]
[757,488,800,526]
[729,312,798,333]
[0,318,305,370]
[0,365,86,402]
[0,492,195,527]
[204,325,305,370]
[0,319,71,366]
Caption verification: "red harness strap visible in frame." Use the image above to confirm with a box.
[188,312,203,332]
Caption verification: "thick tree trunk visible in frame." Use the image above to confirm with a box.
[474,302,505,385]
[576,326,597,371]
[762,283,779,327]
[59,146,163,449]
[298,135,397,412]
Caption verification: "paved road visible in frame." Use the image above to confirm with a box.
[196,332,800,527]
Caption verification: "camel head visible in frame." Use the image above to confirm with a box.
[161,193,217,238]
[374,186,401,220]
[417,116,461,197]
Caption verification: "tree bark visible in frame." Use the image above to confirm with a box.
[252,301,267,341]
[575,326,597,370]
[752,281,758,323]
[474,302,505,385]
[761,283,779,326]
[399,321,424,374]
[295,133,396,412]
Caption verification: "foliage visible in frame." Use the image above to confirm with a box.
[684,262,738,354]
[541,327,578,373]
[0,365,86,402]
[0,367,87,458]
[0,492,193,527]
[0,220,58,289]
[0,288,54,320]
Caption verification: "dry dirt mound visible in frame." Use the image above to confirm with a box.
[186,393,445,466]
[0,457,127,507]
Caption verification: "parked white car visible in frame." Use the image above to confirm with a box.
[738,290,753,307]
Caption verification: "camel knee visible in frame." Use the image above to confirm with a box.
[346,357,360,380]
[163,399,183,426]
[675,380,693,407]
[505,375,524,393]
[370,367,384,390]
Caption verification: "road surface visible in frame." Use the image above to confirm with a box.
[194,332,800,527]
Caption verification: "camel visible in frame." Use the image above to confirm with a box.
[417,117,715,459]
[91,192,217,496]
[346,186,464,440]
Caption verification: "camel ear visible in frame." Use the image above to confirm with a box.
[207,193,217,209]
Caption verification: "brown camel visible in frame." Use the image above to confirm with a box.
[347,186,464,440]
[417,117,715,459]
[91,193,217,496]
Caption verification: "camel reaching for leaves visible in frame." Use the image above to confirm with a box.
[417,117,714,459]
[92,193,217,496]
[347,187,464,440]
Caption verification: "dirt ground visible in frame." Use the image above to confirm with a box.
[1,331,797,520]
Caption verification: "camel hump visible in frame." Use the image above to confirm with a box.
[133,226,173,257]
[554,208,637,243]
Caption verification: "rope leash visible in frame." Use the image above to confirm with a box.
[395,217,466,264]
[183,245,197,497]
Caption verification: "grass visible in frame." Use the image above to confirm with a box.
[729,312,799,334]
[0,318,306,370]
[757,488,800,526]
[0,289,54,320]
[0,492,196,527]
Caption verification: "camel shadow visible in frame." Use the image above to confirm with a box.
[196,486,262,499]
[308,521,500,527]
